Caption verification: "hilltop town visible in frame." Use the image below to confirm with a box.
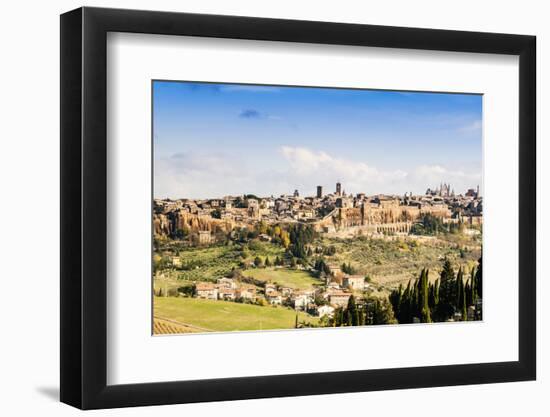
[153,182,483,333]
[154,181,482,244]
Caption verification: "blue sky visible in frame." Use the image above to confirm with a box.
[153,81,482,199]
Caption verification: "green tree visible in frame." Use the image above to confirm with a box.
[410,214,449,236]
[461,280,468,321]
[358,304,365,326]
[456,267,464,310]
[174,226,190,240]
[399,280,414,324]
[345,295,359,326]
[371,298,397,325]
[280,230,290,248]
[475,257,483,299]
[257,221,268,234]
[456,267,468,321]
[429,278,439,310]
[389,283,403,320]
[419,269,432,323]
[468,266,476,306]
[473,257,482,320]
[434,258,456,321]
[290,257,297,268]
[341,262,356,274]
[332,307,344,327]
[254,256,263,268]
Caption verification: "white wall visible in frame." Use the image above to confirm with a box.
[0,0,545,415]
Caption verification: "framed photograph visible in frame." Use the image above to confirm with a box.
[60,6,536,410]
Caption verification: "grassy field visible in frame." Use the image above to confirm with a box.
[154,296,319,333]
[242,268,322,289]
[153,275,197,299]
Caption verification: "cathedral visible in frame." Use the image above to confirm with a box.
[425,182,454,197]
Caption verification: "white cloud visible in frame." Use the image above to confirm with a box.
[278,146,480,196]
[279,146,408,194]
[280,147,333,173]
[408,164,480,192]
[154,151,254,199]
[155,146,481,199]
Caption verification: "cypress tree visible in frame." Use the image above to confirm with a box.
[416,274,422,321]
[352,306,360,327]
[372,298,398,325]
[419,269,432,323]
[434,278,439,309]
[401,280,413,324]
[461,280,468,321]
[435,258,456,322]
[389,284,403,320]
[470,266,477,305]
[456,267,464,311]
[373,300,381,324]
[332,308,340,327]
[358,304,365,326]
[433,278,439,307]
[346,295,359,326]
[465,279,472,308]
[363,303,370,325]
[475,257,483,299]
[411,279,420,322]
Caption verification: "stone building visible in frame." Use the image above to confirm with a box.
[343,275,366,291]
[195,283,218,300]
[317,185,323,198]
[328,291,352,308]
[198,230,213,245]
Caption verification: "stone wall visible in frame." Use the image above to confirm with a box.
[153,210,234,237]
[323,204,451,232]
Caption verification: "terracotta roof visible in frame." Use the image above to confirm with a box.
[345,275,364,280]
[329,291,351,297]
[196,283,216,290]
[267,291,281,298]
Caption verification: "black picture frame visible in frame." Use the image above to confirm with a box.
[60,6,536,410]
